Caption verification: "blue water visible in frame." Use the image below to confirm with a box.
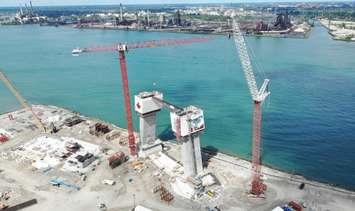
[0,24,355,189]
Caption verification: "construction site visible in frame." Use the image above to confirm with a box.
[1,17,355,211]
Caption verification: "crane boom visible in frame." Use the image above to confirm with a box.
[232,17,270,196]
[0,71,46,132]
[232,19,259,101]
[232,19,270,102]
[77,37,211,54]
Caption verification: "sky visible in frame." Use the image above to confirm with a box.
[0,0,348,7]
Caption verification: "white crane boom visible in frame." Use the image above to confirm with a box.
[0,70,46,133]
[232,18,270,102]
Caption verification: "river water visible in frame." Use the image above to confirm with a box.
[0,24,355,189]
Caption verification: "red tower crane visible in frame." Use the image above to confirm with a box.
[74,37,211,156]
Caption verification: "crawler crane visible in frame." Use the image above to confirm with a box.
[232,18,270,196]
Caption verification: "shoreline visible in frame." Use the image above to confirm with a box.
[74,24,310,39]
[1,23,310,39]
[319,19,355,42]
[1,104,354,194]
[205,148,355,195]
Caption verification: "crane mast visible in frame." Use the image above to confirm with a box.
[232,18,270,196]
[0,70,46,133]
[118,46,137,156]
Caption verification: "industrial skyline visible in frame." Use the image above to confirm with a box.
[0,0,347,7]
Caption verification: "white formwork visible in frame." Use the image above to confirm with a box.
[12,136,100,172]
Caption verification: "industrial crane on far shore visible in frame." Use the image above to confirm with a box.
[232,18,270,196]
[74,37,211,156]
[0,70,47,133]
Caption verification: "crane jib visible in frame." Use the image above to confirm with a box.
[232,18,270,102]
[77,37,212,54]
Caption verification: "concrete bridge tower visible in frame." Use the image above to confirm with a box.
[134,91,163,157]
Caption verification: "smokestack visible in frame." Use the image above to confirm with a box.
[19,4,23,15]
[25,4,29,14]
[120,3,123,22]
[30,1,34,15]
[147,10,150,26]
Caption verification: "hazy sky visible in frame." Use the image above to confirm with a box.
[0,0,347,7]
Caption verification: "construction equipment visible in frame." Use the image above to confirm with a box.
[0,134,9,143]
[153,183,174,203]
[89,123,111,136]
[108,151,128,169]
[0,70,47,133]
[50,178,80,191]
[232,18,270,196]
[75,37,211,156]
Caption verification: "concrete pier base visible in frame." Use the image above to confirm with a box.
[181,134,203,178]
[192,135,203,175]
[139,112,157,148]
[181,137,195,178]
